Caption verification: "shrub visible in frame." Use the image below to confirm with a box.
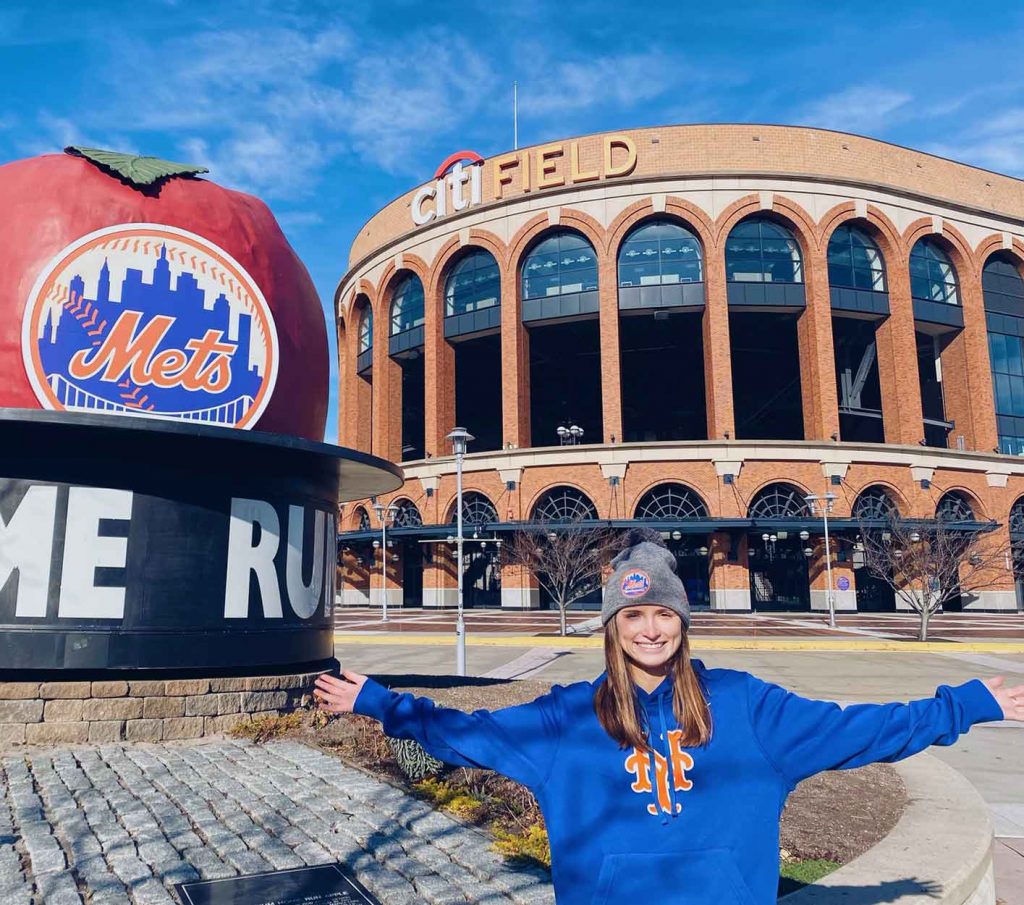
[388,736,445,781]
[493,824,551,869]
[413,778,486,821]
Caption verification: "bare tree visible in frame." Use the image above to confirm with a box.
[858,515,1012,641]
[500,519,622,636]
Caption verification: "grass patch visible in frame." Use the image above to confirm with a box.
[779,857,840,892]
[229,711,306,744]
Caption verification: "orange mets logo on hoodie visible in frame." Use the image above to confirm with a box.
[624,729,694,815]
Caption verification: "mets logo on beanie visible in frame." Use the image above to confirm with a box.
[620,570,651,598]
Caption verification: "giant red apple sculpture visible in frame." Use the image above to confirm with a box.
[0,147,327,440]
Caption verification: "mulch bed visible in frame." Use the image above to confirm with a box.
[297,674,907,873]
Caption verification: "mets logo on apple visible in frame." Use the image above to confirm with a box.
[21,223,279,429]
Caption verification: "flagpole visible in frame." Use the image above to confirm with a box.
[513,81,518,150]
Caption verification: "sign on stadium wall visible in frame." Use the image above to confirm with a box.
[412,134,638,226]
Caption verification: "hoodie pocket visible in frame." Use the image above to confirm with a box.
[590,849,757,905]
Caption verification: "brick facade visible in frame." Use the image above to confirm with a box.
[334,125,1024,612]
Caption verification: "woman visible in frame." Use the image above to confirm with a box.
[315,529,1024,905]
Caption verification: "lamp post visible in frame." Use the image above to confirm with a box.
[372,501,399,622]
[805,492,838,628]
[446,427,474,676]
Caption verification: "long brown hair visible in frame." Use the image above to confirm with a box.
[594,619,712,751]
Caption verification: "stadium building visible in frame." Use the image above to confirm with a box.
[333,124,1024,613]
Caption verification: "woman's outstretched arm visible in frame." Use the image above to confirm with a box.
[314,670,563,789]
[745,673,1020,787]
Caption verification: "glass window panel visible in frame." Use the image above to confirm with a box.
[1009,336,1024,377]
[1010,376,1024,416]
[727,217,802,284]
[991,332,1007,374]
[829,263,854,288]
[358,307,373,352]
[996,374,1012,414]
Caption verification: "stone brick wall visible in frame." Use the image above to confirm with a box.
[0,672,319,747]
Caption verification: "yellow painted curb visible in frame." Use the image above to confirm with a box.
[334,633,1024,654]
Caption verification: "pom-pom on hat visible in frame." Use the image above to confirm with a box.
[601,528,690,627]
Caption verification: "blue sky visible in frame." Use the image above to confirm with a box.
[4,0,1024,441]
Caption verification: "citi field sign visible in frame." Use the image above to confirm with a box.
[411,134,639,226]
[21,223,280,429]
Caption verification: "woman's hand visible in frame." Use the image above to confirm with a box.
[981,676,1024,721]
[313,670,368,714]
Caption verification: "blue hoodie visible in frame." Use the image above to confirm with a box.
[354,661,1002,905]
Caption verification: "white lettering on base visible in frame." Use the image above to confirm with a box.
[1,485,58,617]
[57,487,133,619]
[224,498,283,618]
[286,506,325,619]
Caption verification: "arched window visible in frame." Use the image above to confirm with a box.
[531,486,598,522]
[983,254,1024,315]
[389,274,425,335]
[521,231,598,301]
[445,249,501,317]
[747,483,809,519]
[634,483,709,519]
[910,239,959,305]
[358,306,373,353]
[985,255,1024,454]
[725,218,802,284]
[936,491,973,522]
[828,225,886,292]
[618,220,703,287]
[392,499,422,528]
[449,491,499,526]
[1010,497,1024,538]
[853,486,898,520]
[356,507,371,532]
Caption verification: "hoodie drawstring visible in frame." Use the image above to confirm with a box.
[657,694,679,822]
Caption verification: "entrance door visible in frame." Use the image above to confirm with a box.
[748,536,810,611]
[853,565,895,612]
[401,540,423,607]
[464,548,501,608]
[668,540,711,611]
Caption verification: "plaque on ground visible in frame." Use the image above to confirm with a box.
[175,864,381,905]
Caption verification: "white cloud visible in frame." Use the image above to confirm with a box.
[48,20,497,194]
[928,109,1024,177]
[19,112,139,158]
[798,85,913,136]
[339,31,497,172]
[516,49,688,117]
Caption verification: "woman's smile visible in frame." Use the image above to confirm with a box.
[615,606,684,684]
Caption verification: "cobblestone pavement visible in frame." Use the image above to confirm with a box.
[0,740,553,905]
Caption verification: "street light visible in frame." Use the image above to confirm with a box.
[446,426,474,677]
[805,492,838,628]
[372,501,399,622]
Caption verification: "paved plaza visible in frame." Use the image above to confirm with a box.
[0,739,552,905]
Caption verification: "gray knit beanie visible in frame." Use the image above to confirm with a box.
[601,528,690,627]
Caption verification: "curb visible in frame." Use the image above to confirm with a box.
[334,633,1024,654]
[781,752,994,905]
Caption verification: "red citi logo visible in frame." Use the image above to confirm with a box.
[411,150,484,226]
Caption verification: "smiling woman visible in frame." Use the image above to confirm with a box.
[314,528,1023,905]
